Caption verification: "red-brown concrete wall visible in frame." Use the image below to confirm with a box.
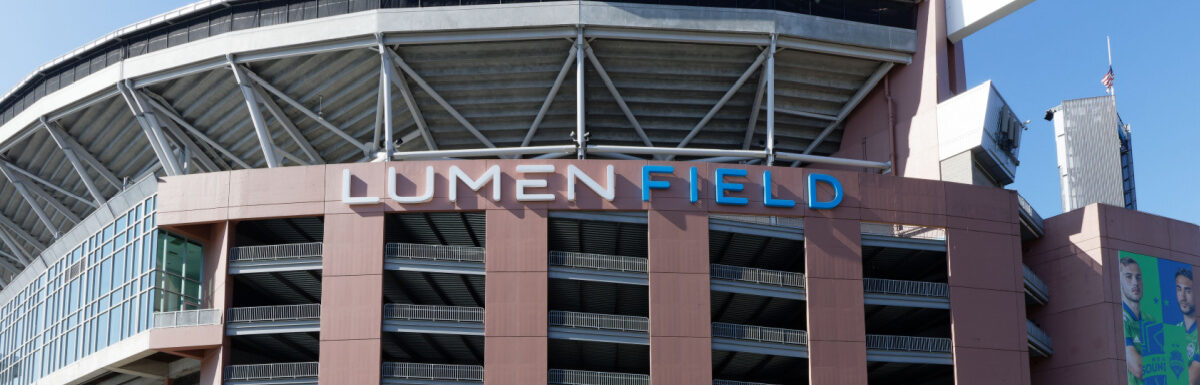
[836,0,957,180]
[319,212,385,385]
[158,159,1026,385]
[1026,204,1200,385]
[485,207,549,385]
[649,210,712,385]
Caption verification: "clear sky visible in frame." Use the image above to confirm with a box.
[965,0,1200,225]
[0,0,1196,224]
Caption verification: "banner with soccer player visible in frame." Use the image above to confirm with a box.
[1120,251,1199,385]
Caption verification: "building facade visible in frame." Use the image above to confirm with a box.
[1048,95,1138,211]
[0,1,1188,385]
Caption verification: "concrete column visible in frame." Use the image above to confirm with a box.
[648,210,712,385]
[199,221,233,385]
[945,185,1028,385]
[319,212,385,385]
[804,217,867,384]
[484,208,549,385]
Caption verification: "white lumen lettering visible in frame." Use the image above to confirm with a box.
[341,169,380,205]
[449,165,501,202]
[515,165,556,202]
[388,166,434,203]
[567,164,615,202]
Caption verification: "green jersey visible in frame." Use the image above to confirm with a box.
[1125,302,1157,385]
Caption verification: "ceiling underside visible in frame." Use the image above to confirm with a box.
[0,30,892,287]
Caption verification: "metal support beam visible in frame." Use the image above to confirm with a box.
[240,68,372,154]
[669,49,769,160]
[2,157,96,209]
[798,62,895,161]
[149,103,223,172]
[766,35,777,165]
[0,163,61,238]
[522,45,577,148]
[17,167,82,224]
[251,81,323,164]
[34,120,122,190]
[385,48,496,149]
[583,43,653,149]
[142,92,253,169]
[0,253,19,278]
[0,227,32,265]
[574,28,586,159]
[227,56,281,168]
[0,214,45,254]
[373,78,384,153]
[382,45,436,151]
[41,118,107,206]
[742,66,768,150]
[117,81,184,176]
[377,37,396,159]
[393,145,576,160]
[775,106,837,121]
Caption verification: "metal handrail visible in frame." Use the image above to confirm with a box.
[229,242,322,261]
[1017,194,1045,231]
[385,242,485,262]
[712,323,807,346]
[225,362,318,380]
[383,304,483,323]
[548,311,648,333]
[709,214,805,230]
[1023,265,1049,300]
[862,278,948,298]
[865,334,952,353]
[861,222,946,241]
[549,251,647,273]
[1027,320,1052,347]
[711,264,804,288]
[153,309,221,328]
[549,369,648,385]
[382,362,483,381]
[227,304,321,323]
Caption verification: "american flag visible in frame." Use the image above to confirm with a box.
[1101,67,1115,93]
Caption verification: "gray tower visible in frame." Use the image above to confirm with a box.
[1046,95,1136,212]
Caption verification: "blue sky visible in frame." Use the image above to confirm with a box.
[966,1,1200,224]
[1,0,1196,224]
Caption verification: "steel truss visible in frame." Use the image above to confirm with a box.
[0,25,902,285]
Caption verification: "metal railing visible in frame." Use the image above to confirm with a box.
[382,362,483,381]
[1027,320,1052,347]
[709,214,805,230]
[225,362,318,381]
[227,304,321,323]
[385,242,485,262]
[549,251,647,273]
[384,304,483,323]
[711,264,804,288]
[549,369,649,385]
[862,278,948,298]
[861,222,946,241]
[549,311,648,333]
[153,309,221,328]
[229,242,323,261]
[1023,264,1050,301]
[712,323,807,346]
[865,335,952,353]
[1017,193,1045,233]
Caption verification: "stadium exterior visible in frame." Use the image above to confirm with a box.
[0,1,1193,385]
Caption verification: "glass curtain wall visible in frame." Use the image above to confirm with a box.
[0,195,202,385]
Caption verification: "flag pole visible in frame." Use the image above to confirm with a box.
[1107,36,1115,97]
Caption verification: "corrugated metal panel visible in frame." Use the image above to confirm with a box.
[1055,95,1130,211]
